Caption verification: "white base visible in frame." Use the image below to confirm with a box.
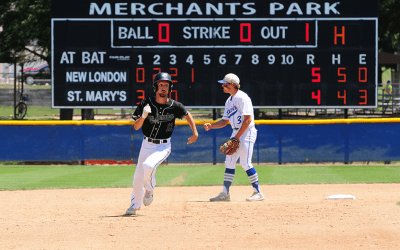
[325,194,356,200]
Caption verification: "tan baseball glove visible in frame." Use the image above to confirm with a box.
[219,137,240,155]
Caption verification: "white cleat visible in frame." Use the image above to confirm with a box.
[210,192,231,202]
[143,190,153,206]
[246,192,265,202]
[125,206,137,215]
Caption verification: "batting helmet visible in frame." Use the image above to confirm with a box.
[153,72,173,92]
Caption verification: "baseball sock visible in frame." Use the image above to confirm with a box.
[223,168,235,194]
[246,168,260,193]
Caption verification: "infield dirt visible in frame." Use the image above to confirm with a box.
[1,184,400,249]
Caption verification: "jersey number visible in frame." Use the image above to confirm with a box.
[237,116,242,125]
[166,123,174,132]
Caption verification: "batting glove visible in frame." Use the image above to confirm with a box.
[142,104,151,118]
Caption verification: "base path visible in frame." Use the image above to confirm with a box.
[1,184,400,250]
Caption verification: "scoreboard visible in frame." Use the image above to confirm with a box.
[51,0,378,108]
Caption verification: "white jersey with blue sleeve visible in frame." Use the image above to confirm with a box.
[222,90,256,132]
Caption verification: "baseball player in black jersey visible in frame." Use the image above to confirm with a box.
[126,72,198,215]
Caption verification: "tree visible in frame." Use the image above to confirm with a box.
[379,0,400,52]
[0,0,51,66]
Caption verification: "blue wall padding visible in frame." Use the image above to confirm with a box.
[0,125,131,161]
[1,123,400,163]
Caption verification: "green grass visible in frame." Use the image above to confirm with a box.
[0,164,399,191]
[25,106,61,117]
[0,83,51,89]
[0,105,13,118]
[0,105,135,119]
[0,105,61,119]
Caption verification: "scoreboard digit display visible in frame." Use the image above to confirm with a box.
[51,0,378,108]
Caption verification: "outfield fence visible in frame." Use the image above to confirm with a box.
[1,119,400,164]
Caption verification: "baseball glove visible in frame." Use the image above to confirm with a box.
[219,137,240,155]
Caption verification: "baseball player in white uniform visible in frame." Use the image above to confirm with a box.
[204,73,264,202]
[126,72,198,215]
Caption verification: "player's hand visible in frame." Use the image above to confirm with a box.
[204,123,212,131]
[187,133,198,144]
[142,104,151,118]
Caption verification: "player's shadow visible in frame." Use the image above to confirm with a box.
[186,200,212,203]
[100,214,145,218]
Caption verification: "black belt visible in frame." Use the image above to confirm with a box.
[144,136,168,144]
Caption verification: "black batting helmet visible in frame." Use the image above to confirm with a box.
[153,72,173,92]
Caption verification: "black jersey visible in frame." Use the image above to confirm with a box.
[132,97,188,139]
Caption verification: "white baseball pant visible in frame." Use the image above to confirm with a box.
[130,139,171,209]
[225,127,257,171]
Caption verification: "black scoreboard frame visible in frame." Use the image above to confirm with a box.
[51,0,378,109]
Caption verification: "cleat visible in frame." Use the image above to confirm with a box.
[125,206,137,215]
[246,192,265,202]
[210,192,231,202]
[143,190,153,206]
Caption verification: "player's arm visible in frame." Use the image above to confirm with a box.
[204,119,229,131]
[234,115,251,139]
[133,103,151,130]
[184,111,198,144]
[133,116,145,130]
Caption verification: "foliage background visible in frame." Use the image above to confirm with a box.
[0,0,51,65]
